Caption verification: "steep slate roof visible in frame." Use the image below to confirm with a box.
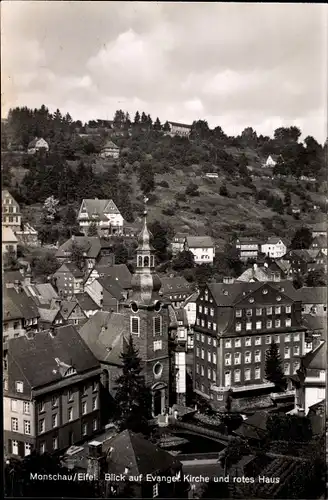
[234,411,270,440]
[3,287,39,321]
[160,276,192,295]
[54,262,85,279]
[4,270,24,283]
[79,311,127,365]
[274,260,292,274]
[95,264,132,289]
[27,137,48,148]
[236,237,262,245]
[295,287,327,304]
[303,341,326,371]
[97,277,125,300]
[173,232,189,240]
[7,325,100,389]
[24,283,59,306]
[311,222,327,233]
[186,236,214,248]
[302,314,326,336]
[60,300,79,320]
[81,199,121,218]
[208,280,299,307]
[311,235,327,248]
[106,430,181,475]
[56,236,101,260]
[2,226,18,243]
[75,292,99,311]
[38,307,60,323]
[286,249,315,262]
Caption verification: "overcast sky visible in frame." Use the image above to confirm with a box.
[2,2,327,142]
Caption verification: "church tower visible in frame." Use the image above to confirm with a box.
[123,201,171,416]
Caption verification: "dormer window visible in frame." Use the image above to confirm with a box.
[249,297,254,303]
[262,289,268,295]
[276,296,282,302]
[64,367,77,377]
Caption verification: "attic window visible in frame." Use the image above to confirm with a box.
[262,289,268,295]
[277,296,282,302]
[223,290,228,296]
[64,367,77,377]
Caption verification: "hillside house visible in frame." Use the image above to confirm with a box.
[284,249,317,276]
[56,236,103,269]
[261,237,287,259]
[236,264,281,283]
[263,155,281,168]
[27,137,49,155]
[184,236,215,264]
[3,285,39,344]
[2,227,18,256]
[53,262,85,298]
[3,326,101,459]
[310,235,327,255]
[77,199,124,236]
[311,222,327,239]
[75,293,100,318]
[59,299,88,327]
[296,287,327,316]
[24,282,59,308]
[235,237,262,262]
[99,140,120,159]
[167,121,192,137]
[84,276,127,312]
[86,263,131,292]
[171,233,189,255]
[2,190,21,231]
[15,223,39,247]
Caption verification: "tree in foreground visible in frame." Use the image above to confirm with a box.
[265,341,286,390]
[87,221,99,236]
[114,335,152,435]
[290,226,313,249]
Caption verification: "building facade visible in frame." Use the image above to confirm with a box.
[184,236,215,264]
[77,199,124,236]
[167,122,192,137]
[2,190,21,231]
[261,237,287,259]
[235,238,262,262]
[99,140,120,159]
[27,137,49,154]
[4,326,101,459]
[193,281,306,409]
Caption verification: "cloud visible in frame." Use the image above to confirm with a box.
[1,2,327,142]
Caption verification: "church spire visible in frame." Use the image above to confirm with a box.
[129,197,161,305]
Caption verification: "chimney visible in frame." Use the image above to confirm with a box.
[71,235,75,242]
[273,272,281,282]
[264,262,268,268]
[253,263,258,271]
[223,277,234,284]
[87,441,105,480]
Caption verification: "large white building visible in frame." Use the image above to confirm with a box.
[167,121,192,137]
[77,199,124,236]
[184,236,215,264]
[261,237,287,259]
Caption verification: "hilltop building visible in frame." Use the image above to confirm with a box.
[77,199,124,236]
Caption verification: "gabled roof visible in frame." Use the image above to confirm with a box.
[295,286,327,304]
[7,325,100,389]
[310,235,327,248]
[60,300,80,320]
[56,236,102,260]
[97,276,125,301]
[27,137,48,148]
[54,262,85,279]
[183,291,199,306]
[160,276,192,295]
[79,311,127,365]
[106,430,181,475]
[286,249,314,262]
[80,199,121,218]
[75,292,99,311]
[2,226,18,243]
[4,286,39,321]
[265,236,286,246]
[38,307,60,323]
[186,236,214,248]
[102,140,119,150]
[236,266,271,283]
[24,283,59,306]
[2,190,19,205]
[274,260,291,274]
[236,237,262,245]
[95,264,132,290]
[168,121,192,129]
[303,341,326,371]
[173,232,189,240]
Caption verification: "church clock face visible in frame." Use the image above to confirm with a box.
[154,301,162,312]
[130,302,139,313]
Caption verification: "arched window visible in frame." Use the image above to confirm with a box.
[144,256,149,267]
[138,256,142,267]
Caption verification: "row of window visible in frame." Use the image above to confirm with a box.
[196,349,217,364]
[196,334,217,346]
[224,346,299,365]
[236,305,290,316]
[3,216,19,222]
[196,364,217,382]
[235,319,291,331]
[131,316,162,336]
[223,333,300,348]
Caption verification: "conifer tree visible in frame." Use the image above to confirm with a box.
[133,111,140,125]
[265,341,285,389]
[114,336,152,435]
[87,221,98,236]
